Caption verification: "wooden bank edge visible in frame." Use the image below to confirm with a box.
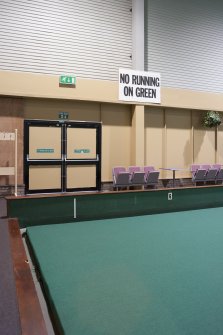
[8,218,48,335]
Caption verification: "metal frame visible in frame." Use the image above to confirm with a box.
[24,119,102,194]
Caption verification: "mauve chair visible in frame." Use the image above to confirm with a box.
[112,167,131,190]
[212,164,221,170]
[144,166,155,173]
[128,166,142,174]
[127,166,146,187]
[192,169,207,185]
[200,164,211,170]
[215,168,223,184]
[205,168,218,183]
[130,171,145,187]
[190,165,201,178]
[113,166,126,176]
[144,170,160,188]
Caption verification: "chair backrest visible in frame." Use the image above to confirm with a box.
[205,168,218,181]
[128,166,141,174]
[145,171,160,186]
[212,164,221,170]
[115,172,131,186]
[112,167,126,178]
[144,166,155,173]
[130,172,145,185]
[193,169,207,182]
[216,168,223,181]
[191,164,200,173]
[200,164,211,170]
[112,167,129,187]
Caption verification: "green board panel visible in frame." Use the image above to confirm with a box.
[6,186,223,228]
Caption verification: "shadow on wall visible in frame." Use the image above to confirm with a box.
[193,112,207,162]
[183,139,192,168]
[184,110,218,166]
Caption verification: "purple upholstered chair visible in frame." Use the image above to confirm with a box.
[131,172,145,187]
[144,166,155,173]
[190,164,201,179]
[212,164,221,170]
[192,169,207,185]
[128,166,141,174]
[200,164,211,170]
[190,164,200,173]
[112,167,131,190]
[144,170,160,188]
[215,168,223,184]
[205,168,218,183]
[128,166,145,187]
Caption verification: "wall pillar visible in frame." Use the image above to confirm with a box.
[132,105,145,166]
[132,0,144,70]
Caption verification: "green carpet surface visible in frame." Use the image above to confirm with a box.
[27,207,223,335]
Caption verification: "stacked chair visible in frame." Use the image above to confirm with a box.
[112,166,160,190]
[112,167,131,189]
[191,164,223,185]
[143,166,160,188]
[191,165,208,185]
[128,166,145,187]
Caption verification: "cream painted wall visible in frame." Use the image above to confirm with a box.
[145,108,192,179]
[145,108,164,177]
[131,105,145,167]
[193,111,216,165]
[101,103,132,181]
[217,124,223,164]
[1,71,223,112]
[145,107,221,180]
[166,109,192,178]
[24,98,101,122]
[24,98,223,183]
[1,71,223,185]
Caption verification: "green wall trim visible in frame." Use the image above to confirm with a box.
[7,187,223,228]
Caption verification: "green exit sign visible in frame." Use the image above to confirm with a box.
[59,112,69,119]
[59,75,76,85]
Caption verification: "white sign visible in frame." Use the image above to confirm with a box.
[0,132,15,141]
[119,69,161,103]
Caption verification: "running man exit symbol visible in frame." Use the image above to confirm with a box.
[59,76,76,85]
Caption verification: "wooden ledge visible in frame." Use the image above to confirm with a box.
[8,218,48,335]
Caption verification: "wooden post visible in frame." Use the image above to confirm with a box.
[14,129,18,196]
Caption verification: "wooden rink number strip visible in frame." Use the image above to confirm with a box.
[8,218,48,335]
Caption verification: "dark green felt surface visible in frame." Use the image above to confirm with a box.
[27,208,223,335]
